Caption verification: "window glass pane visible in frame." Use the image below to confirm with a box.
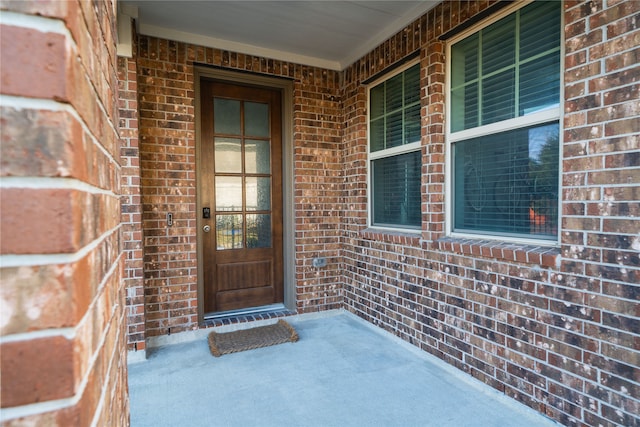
[370,117,385,152]
[370,85,385,120]
[369,63,421,229]
[245,177,270,211]
[245,139,270,174]
[520,52,560,115]
[215,177,242,211]
[452,83,478,132]
[450,1,560,132]
[482,14,516,75]
[385,73,403,112]
[246,214,271,248]
[404,64,421,106]
[372,151,421,228]
[214,98,240,135]
[385,111,403,149]
[215,138,242,173]
[451,34,479,88]
[404,103,421,144]
[216,214,243,250]
[453,123,559,238]
[482,69,515,125]
[244,102,269,137]
[520,1,561,61]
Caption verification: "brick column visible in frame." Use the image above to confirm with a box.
[118,34,146,354]
[0,1,129,425]
[562,1,640,425]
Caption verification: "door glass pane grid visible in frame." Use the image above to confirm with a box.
[213,97,273,250]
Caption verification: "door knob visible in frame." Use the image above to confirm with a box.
[203,225,211,233]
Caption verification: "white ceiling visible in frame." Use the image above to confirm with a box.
[121,1,438,70]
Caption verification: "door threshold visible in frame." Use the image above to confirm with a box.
[204,303,287,321]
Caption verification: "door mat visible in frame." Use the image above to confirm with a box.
[208,319,299,357]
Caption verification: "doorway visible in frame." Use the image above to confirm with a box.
[198,77,286,316]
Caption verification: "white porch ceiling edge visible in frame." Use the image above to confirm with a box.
[121,1,439,71]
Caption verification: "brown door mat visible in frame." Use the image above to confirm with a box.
[208,319,299,357]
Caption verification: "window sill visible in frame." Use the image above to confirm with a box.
[360,228,421,246]
[434,236,560,269]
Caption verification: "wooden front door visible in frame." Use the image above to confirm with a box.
[200,80,283,314]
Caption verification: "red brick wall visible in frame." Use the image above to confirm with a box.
[119,0,637,425]
[1,1,128,425]
[118,29,145,353]
[135,37,343,338]
[342,1,639,426]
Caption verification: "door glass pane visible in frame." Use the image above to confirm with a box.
[216,214,243,250]
[245,177,270,211]
[215,138,242,173]
[245,140,270,174]
[214,98,240,135]
[215,177,242,211]
[244,102,269,137]
[246,214,271,248]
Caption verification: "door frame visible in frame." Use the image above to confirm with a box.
[195,66,295,322]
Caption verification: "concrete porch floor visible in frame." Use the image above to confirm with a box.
[128,311,559,427]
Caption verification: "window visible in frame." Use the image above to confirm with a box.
[369,63,421,229]
[448,1,561,241]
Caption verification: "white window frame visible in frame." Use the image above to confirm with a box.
[445,0,564,246]
[367,60,422,233]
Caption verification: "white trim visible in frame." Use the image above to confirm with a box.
[117,12,134,58]
[368,141,421,160]
[140,24,341,71]
[444,1,564,245]
[449,107,560,143]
